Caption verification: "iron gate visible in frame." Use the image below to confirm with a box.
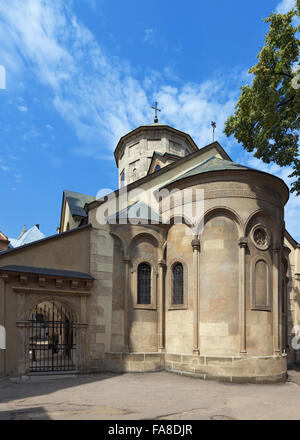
[29,302,76,372]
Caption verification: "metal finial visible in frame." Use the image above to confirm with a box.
[151,101,161,123]
[211,121,216,142]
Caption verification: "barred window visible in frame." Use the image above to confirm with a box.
[137,263,151,304]
[172,263,183,305]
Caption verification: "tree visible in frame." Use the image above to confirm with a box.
[224,2,300,194]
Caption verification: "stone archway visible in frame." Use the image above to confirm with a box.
[28,300,77,373]
[5,270,94,376]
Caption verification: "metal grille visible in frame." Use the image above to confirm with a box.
[172,263,183,305]
[29,302,76,372]
[137,263,151,304]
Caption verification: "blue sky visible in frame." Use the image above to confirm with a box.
[0,0,299,241]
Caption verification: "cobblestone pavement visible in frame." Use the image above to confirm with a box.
[0,371,300,420]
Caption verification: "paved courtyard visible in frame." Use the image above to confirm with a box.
[1,370,300,420]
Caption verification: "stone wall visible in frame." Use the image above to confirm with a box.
[117,128,193,187]
[111,236,125,351]
[87,225,114,371]
[199,215,240,356]
[165,223,193,354]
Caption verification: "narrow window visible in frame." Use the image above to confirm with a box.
[137,262,151,304]
[172,263,183,305]
[120,170,125,187]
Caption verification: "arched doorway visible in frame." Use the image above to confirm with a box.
[29,301,77,372]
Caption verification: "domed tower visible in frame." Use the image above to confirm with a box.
[114,122,198,187]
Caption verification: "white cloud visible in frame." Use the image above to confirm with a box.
[143,28,154,44]
[0,0,240,157]
[156,80,237,148]
[17,105,27,112]
[276,0,296,14]
[22,129,38,140]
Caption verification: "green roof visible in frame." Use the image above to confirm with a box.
[164,156,255,187]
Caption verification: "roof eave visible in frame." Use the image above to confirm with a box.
[284,229,299,248]
[0,224,92,257]
[0,265,95,281]
[159,168,289,205]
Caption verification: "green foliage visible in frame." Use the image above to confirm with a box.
[224,2,300,193]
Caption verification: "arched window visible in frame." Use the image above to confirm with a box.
[155,164,161,171]
[137,262,151,304]
[172,263,183,304]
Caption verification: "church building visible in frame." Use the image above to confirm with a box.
[0,119,299,383]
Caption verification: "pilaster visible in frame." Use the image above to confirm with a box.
[273,245,281,354]
[123,256,131,352]
[158,259,166,351]
[239,237,248,354]
[191,239,200,354]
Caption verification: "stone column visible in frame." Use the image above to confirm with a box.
[77,323,88,371]
[191,239,200,354]
[239,237,248,354]
[273,246,281,354]
[283,276,288,352]
[16,321,30,375]
[123,256,131,352]
[158,259,166,351]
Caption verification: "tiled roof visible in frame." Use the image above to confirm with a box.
[64,190,95,218]
[9,225,45,248]
[164,156,255,187]
[106,200,163,223]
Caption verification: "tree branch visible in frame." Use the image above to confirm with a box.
[277,95,295,108]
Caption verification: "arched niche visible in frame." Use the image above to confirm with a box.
[250,257,271,311]
[128,232,159,263]
[203,207,243,239]
[245,210,275,244]
[127,232,159,352]
[28,300,78,374]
